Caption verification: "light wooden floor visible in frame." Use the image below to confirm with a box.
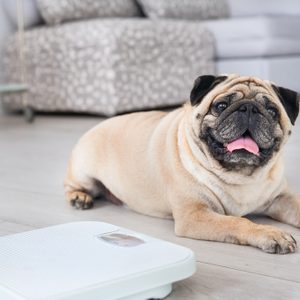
[0,114,300,299]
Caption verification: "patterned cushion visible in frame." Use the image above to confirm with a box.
[138,0,229,20]
[37,0,141,25]
[2,19,215,115]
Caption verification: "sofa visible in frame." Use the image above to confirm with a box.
[1,0,300,116]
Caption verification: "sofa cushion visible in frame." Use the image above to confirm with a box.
[2,19,214,115]
[36,0,141,25]
[204,16,300,58]
[138,0,229,20]
[227,0,300,17]
[217,56,300,92]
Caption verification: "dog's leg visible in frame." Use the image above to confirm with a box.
[264,192,300,228]
[65,190,93,210]
[64,162,95,210]
[172,201,297,254]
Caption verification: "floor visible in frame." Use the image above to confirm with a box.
[0,114,300,299]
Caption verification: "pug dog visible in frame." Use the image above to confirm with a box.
[64,74,300,254]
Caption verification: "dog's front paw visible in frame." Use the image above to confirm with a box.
[253,226,297,254]
[65,191,93,209]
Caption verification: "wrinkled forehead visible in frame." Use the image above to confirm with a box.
[199,75,282,110]
[216,80,270,101]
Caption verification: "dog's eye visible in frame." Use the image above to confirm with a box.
[267,107,278,119]
[214,102,228,113]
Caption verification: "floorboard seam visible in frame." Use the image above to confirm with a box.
[197,260,300,284]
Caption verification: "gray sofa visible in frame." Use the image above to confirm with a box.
[2,0,300,116]
[2,19,214,115]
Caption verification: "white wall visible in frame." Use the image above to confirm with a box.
[0,1,14,114]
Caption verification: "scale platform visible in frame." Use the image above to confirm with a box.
[0,222,196,300]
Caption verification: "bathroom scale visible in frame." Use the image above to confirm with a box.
[0,222,196,300]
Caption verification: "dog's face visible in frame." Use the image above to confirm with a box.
[189,75,299,171]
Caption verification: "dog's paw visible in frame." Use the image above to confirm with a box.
[254,226,297,254]
[65,191,93,210]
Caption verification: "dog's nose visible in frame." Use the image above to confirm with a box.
[238,103,259,114]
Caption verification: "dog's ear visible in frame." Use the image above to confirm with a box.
[272,85,300,125]
[190,75,227,106]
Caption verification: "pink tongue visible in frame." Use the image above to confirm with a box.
[226,136,259,155]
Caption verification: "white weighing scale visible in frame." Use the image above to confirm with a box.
[0,222,196,300]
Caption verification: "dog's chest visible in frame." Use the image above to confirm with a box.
[222,184,268,215]
[216,180,279,216]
